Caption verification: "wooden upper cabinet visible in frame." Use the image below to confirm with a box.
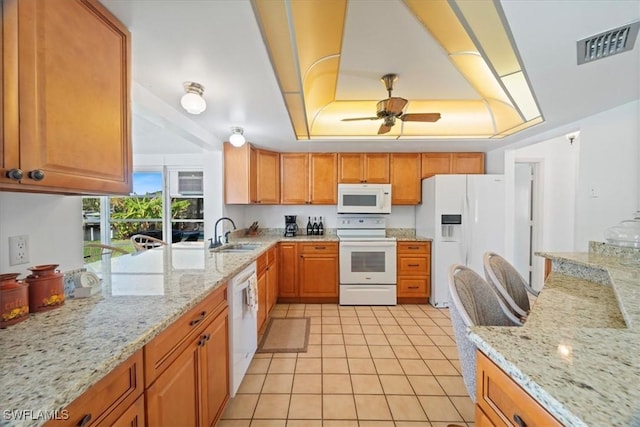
[1,0,132,194]
[338,153,389,183]
[280,153,309,204]
[390,153,422,205]
[224,142,279,204]
[281,153,336,204]
[421,153,452,179]
[309,153,337,204]
[255,149,280,204]
[452,152,485,174]
[421,152,485,178]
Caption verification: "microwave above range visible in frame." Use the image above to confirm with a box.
[337,183,392,214]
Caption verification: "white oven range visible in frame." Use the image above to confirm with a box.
[337,216,397,305]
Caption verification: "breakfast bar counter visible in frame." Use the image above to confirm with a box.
[469,243,640,426]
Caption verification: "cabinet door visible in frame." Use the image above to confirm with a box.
[106,395,145,427]
[280,153,309,204]
[256,149,280,204]
[299,254,338,297]
[267,256,279,313]
[309,153,337,204]
[452,152,485,174]
[337,153,364,183]
[390,153,422,204]
[278,243,298,298]
[200,309,230,427]
[421,153,452,178]
[1,0,132,194]
[364,153,390,183]
[257,270,268,331]
[146,340,200,427]
[223,142,252,203]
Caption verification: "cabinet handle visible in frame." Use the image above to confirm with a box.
[513,414,527,427]
[5,168,23,181]
[314,246,326,250]
[408,286,419,289]
[28,169,45,181]
[189,311,206,326]
[408,264,420,267]
[77,413,92,427]
[407,246,420,250]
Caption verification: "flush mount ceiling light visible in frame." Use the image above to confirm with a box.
[229,126,246,147]
[180,81,206,114]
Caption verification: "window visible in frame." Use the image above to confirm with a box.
[82,169,205,262]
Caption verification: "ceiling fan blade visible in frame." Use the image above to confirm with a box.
[399,113,441,122]
[377,123,392,134]
[341,116,380,122]
[383,97,408,114]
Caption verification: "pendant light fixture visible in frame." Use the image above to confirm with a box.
[229,126,246,147]
[180,82,206,114]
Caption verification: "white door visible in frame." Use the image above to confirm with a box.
[514,163,533,283]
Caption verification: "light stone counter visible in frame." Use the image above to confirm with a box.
[468,243,640,427]
[0,239,288,427]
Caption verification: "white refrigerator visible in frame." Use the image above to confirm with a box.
[416,175,506,307]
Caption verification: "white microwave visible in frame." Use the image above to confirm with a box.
[337,183,392,214]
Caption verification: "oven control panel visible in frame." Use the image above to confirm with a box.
[337,216,386,229]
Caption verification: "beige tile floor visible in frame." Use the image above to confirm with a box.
[220,303,474,427]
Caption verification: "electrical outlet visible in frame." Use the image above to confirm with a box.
[9,235,29,266]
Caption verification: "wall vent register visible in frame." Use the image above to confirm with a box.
[577,20,640,65]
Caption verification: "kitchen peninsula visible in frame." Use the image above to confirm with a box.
[470,243,640,426]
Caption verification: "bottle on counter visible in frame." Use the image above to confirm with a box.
[306,216,313,236]
[312,217,319,235]
[318,216,324,235]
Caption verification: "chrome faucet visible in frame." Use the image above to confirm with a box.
[210,217,237,248]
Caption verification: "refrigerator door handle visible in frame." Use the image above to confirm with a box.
[463,184,470,266]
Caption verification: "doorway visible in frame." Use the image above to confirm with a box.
[514,161,543,290]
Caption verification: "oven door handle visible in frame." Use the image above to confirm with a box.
[339,241,397,248]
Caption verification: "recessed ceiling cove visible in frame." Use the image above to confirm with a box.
[251,0,543,140]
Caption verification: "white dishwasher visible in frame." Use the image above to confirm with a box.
[228,261,258,397]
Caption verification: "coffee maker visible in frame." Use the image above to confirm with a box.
[284,215,298,237]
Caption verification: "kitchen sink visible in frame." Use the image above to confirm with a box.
[212,243,261,253]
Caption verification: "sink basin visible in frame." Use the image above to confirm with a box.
[212,243,261,253]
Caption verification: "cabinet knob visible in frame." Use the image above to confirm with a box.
[28,169,45,181]
[189,311,206,326]
[513,414,527,427]
[5,168,23,181]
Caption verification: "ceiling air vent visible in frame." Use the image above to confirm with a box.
[577,21,640,65]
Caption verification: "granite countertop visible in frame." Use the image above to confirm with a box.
[469,247,640,426]
[0,231,430,426]
[0,239,282,427]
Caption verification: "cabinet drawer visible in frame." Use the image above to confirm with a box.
[398,256,430,275]
[299,242,338,254]
[266,245,277,265]
[476,351,562,427]
[397,241,430,254]
[47,350,143,427]
[144,284,227,385]
[103,393,145,427]
[398,277,429,296]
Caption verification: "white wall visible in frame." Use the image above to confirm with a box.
[0,192,83,274]
[489,99,639,251]
[573,102,639,249]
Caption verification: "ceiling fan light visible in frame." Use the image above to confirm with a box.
[229,127,246,147]
[180,82,206,114]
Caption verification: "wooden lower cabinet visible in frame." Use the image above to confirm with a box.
[46,350,143,427]
[145,285,229,427]
[267,249,278,312]
[278,242,298,298]
[107,395,145,427]
[397,241,431,302]
[278,241,339,303]
[257,269,268,332]
[299,243,338,298]
[476,351,562,427]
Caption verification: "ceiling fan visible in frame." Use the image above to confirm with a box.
[341,74,441,135]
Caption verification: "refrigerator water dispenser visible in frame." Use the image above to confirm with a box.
[441,214,462,241]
